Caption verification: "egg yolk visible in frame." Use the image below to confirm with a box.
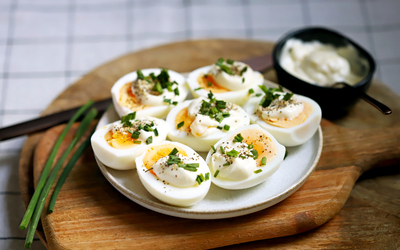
[142,144,188,176]
[175,107,194,133]
[197,74,229,93]
[263,102,313,128]
[230,129,277,166]
[105,130,141,149]
[119,82,148,111]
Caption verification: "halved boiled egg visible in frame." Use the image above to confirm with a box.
[166,93,250,152]
[136,141,211,207]
[91,112,168,170]
[242,85,322,146]
[187,58,264,106]
[206,124,285,190]
[111,68,188,119]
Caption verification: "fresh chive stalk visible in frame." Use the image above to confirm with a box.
[48,128,95,213]
[24,108,98,249]
[19,100,94,231]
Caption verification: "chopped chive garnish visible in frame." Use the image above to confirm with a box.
[178,163,199,172]
[226,59,234,64]
[214,170,220,178]
[284,149,288,160]
[220,146,225,154]
[255,93,262,97]
[154,128,159,136]
[216,100,226,109]
[205,173,210,181]
[137,69,145,80]
[174,87,180,96]
[222,112,230,118]
[146,136,153,145]
[242,78,245,83]
[240,66,248,76]
[207,81,212,86]
[172,101,178,105]
[143,124,154,132]
[223,124,230,131]
[167,83,173,92]
[211,145,216,154]
[261,157,267,165]
[223,162,230,166]
[251,149,259,159]
[248,144,254,149]
[194,87,202,91]
[168,155,181,164]
[239,155,246,159]
[131,130,140,139]
[177,121,184,129]
[196,174,205,185]
[153,82,163,94]
[226,149,239,158]
[254,169,262,174]
[248,88,254,94]
[169,147,179,156]
[134,140,142,144]
[216,58,224,65]
[163,98,171,104]
[283,92,294,101]
[233,133,244,142]
[215,113,224,123]
[217,126,222,130]
[211,107,219,114]
[121,112,136,127]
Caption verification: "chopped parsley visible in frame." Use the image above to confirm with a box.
[177,121,184,129]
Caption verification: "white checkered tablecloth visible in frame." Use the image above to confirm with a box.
[0,0,399,249]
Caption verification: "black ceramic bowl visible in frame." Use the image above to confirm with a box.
[272,27,376,119]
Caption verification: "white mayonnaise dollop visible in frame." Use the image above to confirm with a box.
[152,154,198,187]
[279,38,365,87]
[257,92,304,120]
[187,98,247,138]
[209,61,255,90]
[211,141,257,181]
[132,79,178,106]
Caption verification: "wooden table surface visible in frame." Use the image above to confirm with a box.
[19,40,400,249]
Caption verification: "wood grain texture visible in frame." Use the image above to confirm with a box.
[19,40,400,249]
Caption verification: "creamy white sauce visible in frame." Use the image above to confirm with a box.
[112,118,156,142]
[257,92,304,120]
[211,141,257,181]
[132,79,178,106]
[280,38,366,87]
[152,154,198,187]
[187,98,247,138]
[209,61,255,90]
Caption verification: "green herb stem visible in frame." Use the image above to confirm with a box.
[24,108,98,249]
[19,100,94,231]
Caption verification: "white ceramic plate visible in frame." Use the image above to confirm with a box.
[94,80,323,220]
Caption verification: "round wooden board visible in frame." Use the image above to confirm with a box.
[19,39,400,249]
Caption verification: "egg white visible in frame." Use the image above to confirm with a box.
[206,124,285,190]
[136,141,211,207]
[187,65,264,106]
[242,89,322,147]
[166,99,250,152]
[91,117,168,170]
[111,68,189,119]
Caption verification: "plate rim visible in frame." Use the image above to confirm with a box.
[94,105,323,219]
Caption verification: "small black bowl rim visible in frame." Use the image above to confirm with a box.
[272,26,376,90]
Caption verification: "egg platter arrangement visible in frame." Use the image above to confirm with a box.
[91,58,322,208]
